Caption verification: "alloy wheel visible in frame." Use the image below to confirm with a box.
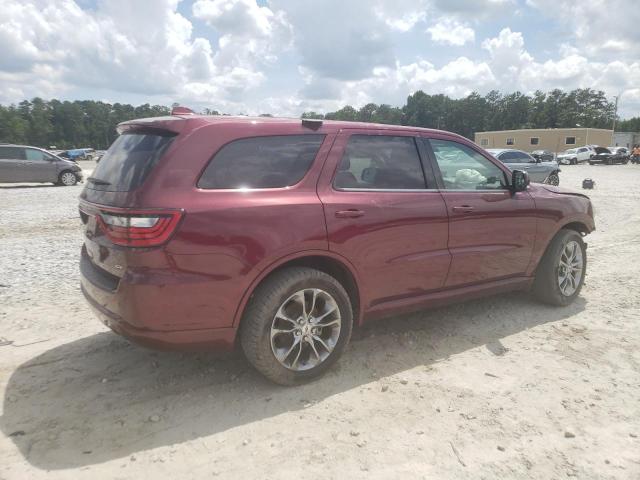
[270,288,341,371]
[558,240,583,296]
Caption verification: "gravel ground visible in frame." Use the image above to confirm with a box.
[0,162,639,479]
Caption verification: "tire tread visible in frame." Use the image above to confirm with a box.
[240,267,352,385]
[533,229,586,306]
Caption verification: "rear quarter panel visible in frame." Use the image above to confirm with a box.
[142,125,337,330]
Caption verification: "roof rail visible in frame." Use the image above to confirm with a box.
[171,106,196,116]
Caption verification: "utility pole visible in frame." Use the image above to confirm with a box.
[612,94,620,133]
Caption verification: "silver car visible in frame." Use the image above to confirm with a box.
[486,148,561,186]
[0,144,83,186]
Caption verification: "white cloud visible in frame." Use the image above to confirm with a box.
[0,0,638,119]
[0,0,277,105]
[373,0,429,32]
[427,18,475,46]
[193,0,276,37]
[270,0,397,81]
[526,0,640,60]
[432,0,514,16]
[478,27,640,117]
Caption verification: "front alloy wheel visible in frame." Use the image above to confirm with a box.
[533,229,587,306]
[59,171,78,186]
[557,241,584,297]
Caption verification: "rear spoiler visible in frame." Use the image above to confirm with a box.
[117,116,186,135]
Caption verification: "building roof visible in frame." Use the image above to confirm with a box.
[476,127,613,134]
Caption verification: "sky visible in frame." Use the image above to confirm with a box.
[1,0,639,118]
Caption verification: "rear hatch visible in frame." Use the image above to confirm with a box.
[83,127,177,201]
[79,119,185,285]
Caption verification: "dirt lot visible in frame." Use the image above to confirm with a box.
[1,162,639,479]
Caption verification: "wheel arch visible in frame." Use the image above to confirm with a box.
[232,251,363,330]
[560,221,591,236]
[527,218,592,277]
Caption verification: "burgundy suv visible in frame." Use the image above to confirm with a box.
[79,112,595,385]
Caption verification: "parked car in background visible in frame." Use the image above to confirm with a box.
[80,148,96,160]
[94,150,107,163]
[487,148,560,185]
[58,149,86,161]
[589,147,630,165]
[0,144,83,185]
[557,147,593,165]
[531,150,555,162]
[79,113,594,385]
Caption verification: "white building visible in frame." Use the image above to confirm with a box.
[613,132,640,149]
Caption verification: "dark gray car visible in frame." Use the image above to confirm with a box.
[486,148,561,186]
[0,145,83,186]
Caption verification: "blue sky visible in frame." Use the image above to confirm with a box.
[1,0,638,117]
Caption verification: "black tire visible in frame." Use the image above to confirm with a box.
[533,229,587,306]
[58,171,78,186]
[240,267,353,385]
[572,158,577,165]
[547,173,560,186]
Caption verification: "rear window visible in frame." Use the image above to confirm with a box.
[87,132,175,192]
[0,147,26,160]
[198,135,325,189]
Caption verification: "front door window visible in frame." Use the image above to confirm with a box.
[429,139,508,190]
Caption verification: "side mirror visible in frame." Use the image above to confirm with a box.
[512,169,530,192]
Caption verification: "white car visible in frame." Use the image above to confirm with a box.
[557,146,593,165]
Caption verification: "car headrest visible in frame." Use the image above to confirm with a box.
[339,156,351,171]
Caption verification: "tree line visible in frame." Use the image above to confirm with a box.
[0,89,637,149]
[0,99,170,149]
[304,88,635,139]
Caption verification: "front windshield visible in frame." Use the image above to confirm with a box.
[564,149,577,155]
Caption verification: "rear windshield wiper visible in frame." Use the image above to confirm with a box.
[87,177,111,186]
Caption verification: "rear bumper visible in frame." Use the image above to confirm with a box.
[81,283,236,351]
[80,251,237,351]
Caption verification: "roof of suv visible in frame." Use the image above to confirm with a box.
[118,114,462,138]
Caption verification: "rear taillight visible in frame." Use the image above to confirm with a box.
[96,209,183,247]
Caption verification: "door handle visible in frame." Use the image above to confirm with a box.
[335,209,365,218]
[452,206,474,214]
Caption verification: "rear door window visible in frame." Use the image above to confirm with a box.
[0,147,26,160]
[198,135,325,189]
[333,135,426,190]
[498,152,519,163]
[87,132,176,191]
[513,151,534,162]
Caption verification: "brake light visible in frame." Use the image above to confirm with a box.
[96,209,183,247]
